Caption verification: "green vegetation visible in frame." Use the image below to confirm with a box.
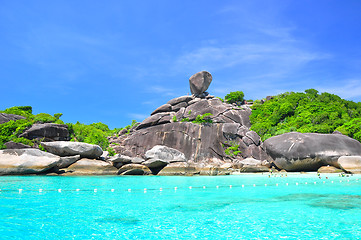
[192,113,213,124]
[225,91,244,105]
[0,105,132,151]
[172,115,177,122]
[250,89,361,141]
[223,141,241,157]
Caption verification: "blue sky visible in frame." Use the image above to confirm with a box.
[1,0,361,128]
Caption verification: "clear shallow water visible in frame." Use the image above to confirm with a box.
[0,173,360,239]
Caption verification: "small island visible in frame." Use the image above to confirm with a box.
[1,71,361,175]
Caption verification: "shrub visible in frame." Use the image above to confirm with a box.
[225,91,244,105]
[192,113,213,124]
[224,141,241,157]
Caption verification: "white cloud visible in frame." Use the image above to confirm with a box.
[319,79,361,100]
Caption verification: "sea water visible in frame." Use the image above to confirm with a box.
[0,173,360,239]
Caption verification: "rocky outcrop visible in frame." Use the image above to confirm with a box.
[19,123,69,141]
[0,149,60,175]
[338,156,361,173]
[64,159,117,175]
[0,113,25,124]
[41,141,103,159]
[264,132,361,171]
[189,71,212,96]
[109,71,270,175]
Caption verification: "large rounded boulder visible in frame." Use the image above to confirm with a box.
[263,132,361,171]
[0,149,60,175]
[41,141,103,159]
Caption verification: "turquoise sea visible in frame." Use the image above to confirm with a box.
[0,173,360,239]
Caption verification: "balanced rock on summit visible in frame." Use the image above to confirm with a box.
[189,71,212,96]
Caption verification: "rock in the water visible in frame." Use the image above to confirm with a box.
[145,145,186,163]
[5,141,31,149]
[317,166,343,173]
[57,155,80,169]
[338,156,361,173]
[118,164,151,175]
[233,158,270,172]
[41,141,103,159]
[65,159,117,175]
[0,113,25,124]
[157,162,198,176]
[264,132,361,171]
[19,123,69,141]
[189,71,212,96]
[0,149,60,175]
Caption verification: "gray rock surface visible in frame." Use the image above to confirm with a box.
[338,156,361,173]
[57,155,80,169]
[0,113,25,124]
[264,132,361,171]
[317,165,343,173]
[41,141,103,159]
[145,145,187,163]
[142,159,169,168]
[157,162,198,176]
[5,141,31,149]
[0,149,60,175]
[118,164,151,175]
[233,158,270,172]
[65,159,117,175]
[151,104,172,115]
[19,123,69,141]
[189,71,212,96]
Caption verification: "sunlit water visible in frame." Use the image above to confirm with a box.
[0,173,360,239]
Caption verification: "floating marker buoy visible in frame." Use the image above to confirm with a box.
[331,181,334,183]
[39,189,43,192]
[76,189,80,192]
[230,185,232,188]
[174,187,177,190]
[323,181,325,184]
[305,182,308,185]
[128,189,131,192]
[203,186,206,189]
[160,188,163,191]
[286,183,288,186]
[340,180,342,183]
[253,184,256,187]
[19,189,23,193]
[216,186,219,189]
[276,183,278,186]
[242,185,244,188]
[296,183,298,185]
[58,189,61,192]
[314,182,316,184]
[264,184,267,187]
[94,189,97,192]
[189,186,192,189]
[111,189,115,192]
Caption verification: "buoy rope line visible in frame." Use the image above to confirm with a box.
[0,178,358,194]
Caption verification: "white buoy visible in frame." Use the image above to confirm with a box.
[58,189,61,192]
[340,180,342,182]
[331,181,334,183]
[305,182,308,185]
[323,181,325,184]
[216,186,219,189]
[19,189,23,193]
[128,189,131,192]
[111,189,115,192]
[174,187,177,190]
[286,183,288,186]
[314,182,316,184]
[160,188,163,191]
[242,185,244,188]
[230,185,232,188]
[189,186,192,189]
[144,188,147,191]
[276,183,278,186]
[39,189,43,192]
[253,184,256,187]
[94,189,97,192]
[203,186,206,189]
[296,183,298,185]
[76,189,80,192]
[265,184,267,187]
